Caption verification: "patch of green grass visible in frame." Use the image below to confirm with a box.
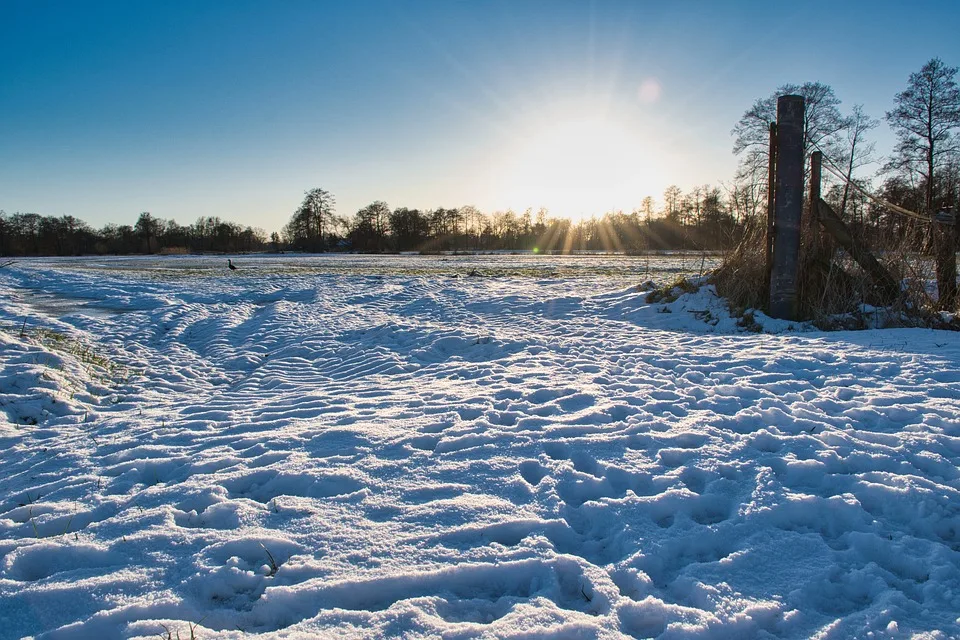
[4,324,138,386]
[32,328,114,370]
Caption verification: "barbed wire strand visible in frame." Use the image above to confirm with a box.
[810,143,930,223]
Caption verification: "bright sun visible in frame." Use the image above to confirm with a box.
[491,112,658,219]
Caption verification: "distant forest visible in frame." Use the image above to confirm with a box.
[0,173,952,257]
[0,182,757,256]
[3,58,957,258]
[0,190,749,257]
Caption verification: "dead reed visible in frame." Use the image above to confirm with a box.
[712,217,959,330]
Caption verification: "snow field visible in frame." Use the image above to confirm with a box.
[0,257,958,639]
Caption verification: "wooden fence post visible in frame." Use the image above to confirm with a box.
[765,123,777,300]
[809,152,822,235]
[802,151,829,312]
[768,95,804,320]
[934,211,958,310]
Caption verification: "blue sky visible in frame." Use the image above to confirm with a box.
[1,0,958,232]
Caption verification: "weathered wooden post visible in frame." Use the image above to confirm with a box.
[809,152,822,230]
[768,95,805,320]
[803,150,826,312]
[765,122,777,299]
[934,211,958,310]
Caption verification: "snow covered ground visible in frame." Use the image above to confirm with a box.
[0,255,958,639]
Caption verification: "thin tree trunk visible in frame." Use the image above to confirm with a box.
[927,89,935,215]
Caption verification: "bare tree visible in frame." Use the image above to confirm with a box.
[836,104,879,219]
[722,174,765,225]
[733,82,849,182]
[639,196,655,223]
[459,205,482,250]
[353,200,391,251]
[662,185,683,221]
[885,57,960,215]
[135,212,160,253]
[302,188,336,245]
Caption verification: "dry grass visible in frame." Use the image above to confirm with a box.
[712,217,959,330]
[644,275,700,304]
[711,221,768,316]
[158,621,202,640]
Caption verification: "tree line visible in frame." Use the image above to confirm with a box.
[0,211,272,257]
[282,185,745,253]
[3,57,957,257]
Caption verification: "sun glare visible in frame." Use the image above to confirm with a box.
[491,112,659,220]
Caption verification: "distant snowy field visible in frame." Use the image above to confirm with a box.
[0,255,957,639]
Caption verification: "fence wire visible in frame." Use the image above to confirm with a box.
[811,144,931,223]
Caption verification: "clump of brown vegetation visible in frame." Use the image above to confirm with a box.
[644,275,700,304]
[710,221,768,317]
[712,217,959,330]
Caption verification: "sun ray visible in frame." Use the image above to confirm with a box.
[562,220,577,254]
[596,216,624,253]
